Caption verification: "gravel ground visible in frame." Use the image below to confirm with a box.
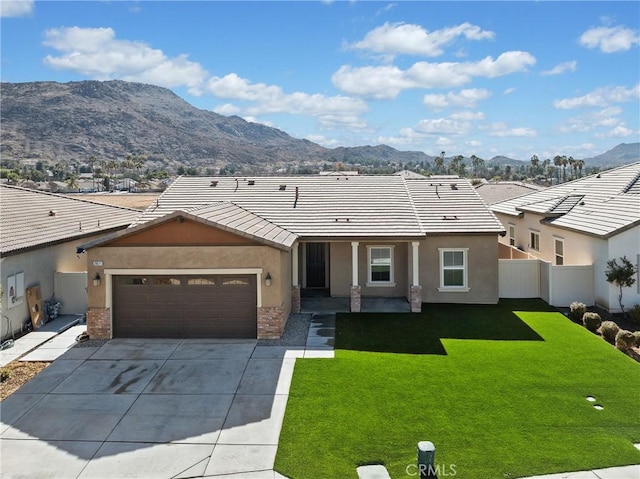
[258,313,312,347]
[0,361,49,401]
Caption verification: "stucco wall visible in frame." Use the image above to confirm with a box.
[328,241,409,297]
[496,211,639,312]
[495,212,605,265]
[86,245,285,311]
[421,235,500,304]
[605,227,640,312]
[1,232,107,340]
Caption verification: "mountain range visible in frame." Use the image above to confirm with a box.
[1,80,637,172]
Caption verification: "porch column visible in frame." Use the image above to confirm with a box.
[350,241,361,313]
[291,242,301,313]
[410,241,422,313]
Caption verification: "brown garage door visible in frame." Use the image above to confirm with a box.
[113,275,257,338]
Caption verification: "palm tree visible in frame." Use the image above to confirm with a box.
[434,151,445,175]
[560,156,568,182]
[553,155,564,183]
[470,155,484,177]
[569,157,578,180]
[66,175,79,192]
[530,154,539,178]
[576,159,585,178]
[504,164,512,180]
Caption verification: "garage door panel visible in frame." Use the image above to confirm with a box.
[114,274,257,338]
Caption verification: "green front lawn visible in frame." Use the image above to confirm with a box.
[276,300,640,479]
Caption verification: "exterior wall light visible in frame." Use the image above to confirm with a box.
[93,272,101,287]
[265,272,272,287]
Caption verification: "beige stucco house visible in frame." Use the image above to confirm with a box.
[82,175,505,340]
[0,185,140,340]
[491,162,640,312]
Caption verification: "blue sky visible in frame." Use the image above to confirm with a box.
[2,1,639,161]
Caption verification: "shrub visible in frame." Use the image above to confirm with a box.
[632,331,640,347]
[600,321,620,344]
[628,304,640,325]
[615,330,635,351]
[569,302,587,322]
[0,369,10,382]
[582,312,602,333]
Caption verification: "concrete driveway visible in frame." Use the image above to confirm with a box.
[0,338,322,479]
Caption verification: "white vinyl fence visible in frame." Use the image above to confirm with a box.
[499,258,594,307]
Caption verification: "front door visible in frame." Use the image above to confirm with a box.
[306,243,326,288]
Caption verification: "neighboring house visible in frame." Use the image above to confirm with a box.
[0,185,141,340]
[491,162,640,312]
[81,175,505,340]
[475,181,546,205]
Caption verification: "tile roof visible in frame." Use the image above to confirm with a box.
[81,202,298,251]
[490,162,640,238]
[133,175,504,239]
[0,185,141,255]
[474,181,547,205]
[186,202,297,249]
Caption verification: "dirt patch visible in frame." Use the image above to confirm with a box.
[0,361,50,401]
[68,193,160,210]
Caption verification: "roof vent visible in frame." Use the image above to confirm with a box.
[442,215,459,220]
[279,185,286,191]
[450,183,458,190]
[210,181,218,187]
[248,180,255,186]
[335,218,351,222]
[48,210,56,217]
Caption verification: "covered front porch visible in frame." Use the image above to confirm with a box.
[300,295,411,314]
[290,240,422,314]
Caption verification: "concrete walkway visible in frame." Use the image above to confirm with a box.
[0,314,85,366]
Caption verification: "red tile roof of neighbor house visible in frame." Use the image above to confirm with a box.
[130,175,505,241]
[0,185,141,255]
[490,162,640,238]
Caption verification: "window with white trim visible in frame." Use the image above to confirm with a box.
[367,246,394,285]
[439,248,468,289]
[508,224,516,246]
[554,238,564,265]
[530,231,540,252]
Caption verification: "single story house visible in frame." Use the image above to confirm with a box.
[0,185,141,340]
[491,162,640,312]
[81,175,506,340]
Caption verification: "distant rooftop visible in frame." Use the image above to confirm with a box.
[490,162,640,238]
[475,181,546,205]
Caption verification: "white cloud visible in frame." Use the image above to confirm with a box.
[503,87,516,95]
[559,106,635,139]
[449,111,485,121]
[1,0,33,17]
[579,25,640,53]
[333,51,535,98]
[541,61,577,76]
[436,137,454,147]
[482,122,537,137]
[553,83,640,109]
[349,22,494,58]
[596,125,635,139]
[466,140,482,148]
[43,27,208,92]
[213,103,242,116]
[306,134,341,147]
[415,118,470,136]
[423,88,491,110]
[205,73,368,129]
